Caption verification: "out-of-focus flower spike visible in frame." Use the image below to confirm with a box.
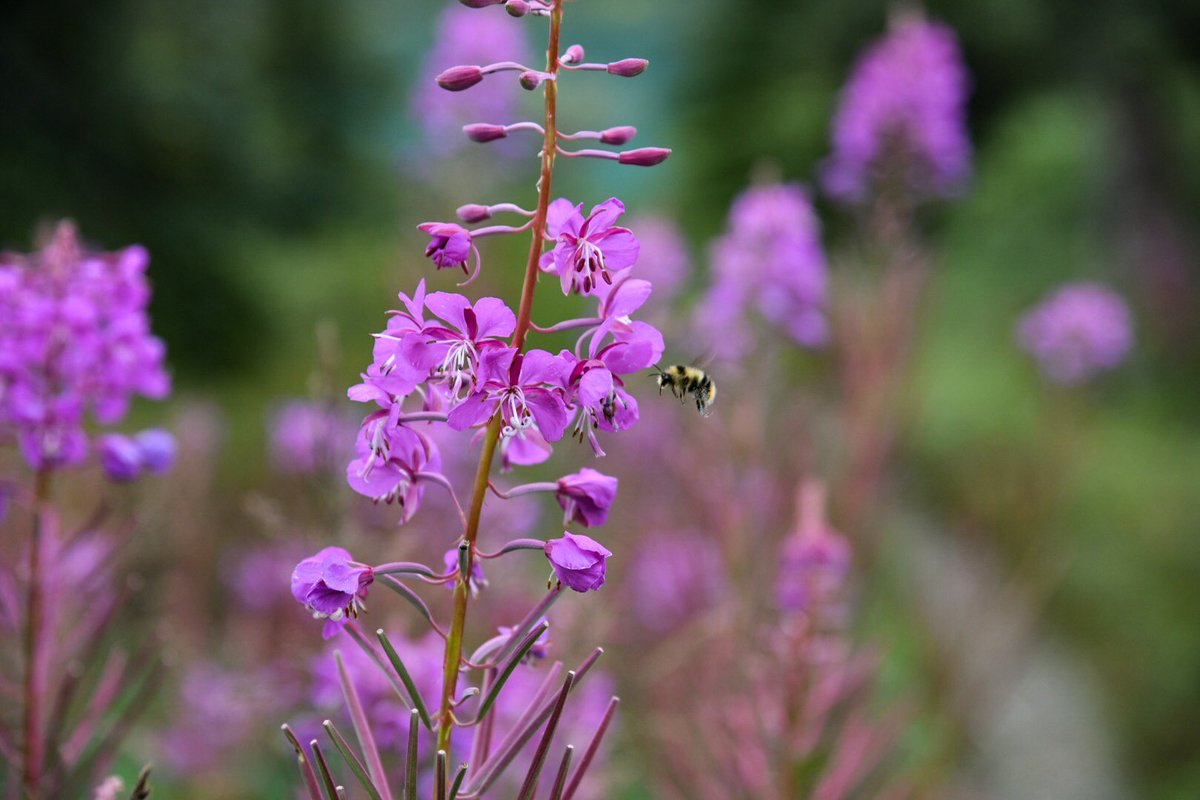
[607,58,649,77]
[561,44,585,65]
[437,65,485,92]
[561,696,619,800]
[322,720,384,800]
[548,745,574,800]
[333,652,392,800]
[285,724,328,800]
[465,620,551,726]
[515,671,575,800]
[380,577,445,638]
[404,709,419,800]
[618,147,672,166]
[309,739,339,800]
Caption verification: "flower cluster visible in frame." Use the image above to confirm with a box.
[286,1,671,793]
[1016,282,1133,385]
[693,182,829,359]
[0,222,171,471]
[269,400,353,475]
[822,12,971,203]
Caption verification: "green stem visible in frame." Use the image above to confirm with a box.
[435,0,564,758]
[23,468,50,797]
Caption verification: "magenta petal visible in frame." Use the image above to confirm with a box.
[425,291,472,331]
[519,349,566,385]
[595,229,639,270]
[588,197,626,231]
[604,277,652,319]
[578,367,614,406]
[545,199,584,238]
[471,297,517,339]
[524,390,568,442]
[447,392,496,431]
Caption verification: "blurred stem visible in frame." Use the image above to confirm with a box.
[435,0,564,758]
[23,468,50,797]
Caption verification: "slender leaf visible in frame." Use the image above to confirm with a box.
[467,620,550,726]
[516,671,574,800]
[282,724,322,800]
[377,629,433,731]
[404,709,419,800]
[562,696,619,800]
[324,720,384,800]
[548,745,574,800]
[310,739,339,800]
[335,651,394,800]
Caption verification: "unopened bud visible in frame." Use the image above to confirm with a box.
[456,204,492,223]
[505,0,529,16]
[600,126,637,145]
[519,70,544,91]
[458,0,506,7]
[618,147,671,167]
[437,65,484,92]
[607,58,648,77]
[562,44,585,64]
[463,123,508,143]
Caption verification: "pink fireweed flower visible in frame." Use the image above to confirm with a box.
[447,347,570,442]
[556,468,618,527]
[1016,282,1133,385]
[545,531,611,592]
[351,281,434,406]
[540,198,640,296]
[291,546,375,638]
[398,292,516,401]
[823,14,971,203]
[347,415,442,523]
[418,222,475,273]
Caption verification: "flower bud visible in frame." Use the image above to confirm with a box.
[463,123,508,143]
[134,428,176,474]
[456,204,493,223]
[458,0,505,7]
[599,126,637,145]
[544,532,611,592]
[505,0,529,16]
[100,434,142,482]
[518,70,544,91]
[437,65,484,92]
[618,147,671,167]
[607,58,648,77]
[562,44,585,64]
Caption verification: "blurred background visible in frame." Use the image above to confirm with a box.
[3,0,1199,797]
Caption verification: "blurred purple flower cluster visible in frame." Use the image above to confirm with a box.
[269,400,353,475]
[823,13,971,203]
[1017,282,1133,385]
[694,182,829,359]
[0,222,170,470]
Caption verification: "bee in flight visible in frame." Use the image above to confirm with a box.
[653,364,716,417]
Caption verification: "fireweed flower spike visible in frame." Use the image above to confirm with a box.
[545,532,612,592]
[822,12,971,204]
[1016,282,1133,385]
[288,0,669,789]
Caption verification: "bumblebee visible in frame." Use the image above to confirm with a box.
[653,364,716,417]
